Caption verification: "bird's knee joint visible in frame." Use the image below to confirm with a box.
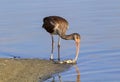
[58,44,60,48]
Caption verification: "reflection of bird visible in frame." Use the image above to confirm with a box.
[74,65,80,82]
[42,16,80,62]
[51,65,80,82]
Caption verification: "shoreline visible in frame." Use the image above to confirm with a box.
[0,58,71,82]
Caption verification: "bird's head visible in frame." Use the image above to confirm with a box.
[73,33,80,46]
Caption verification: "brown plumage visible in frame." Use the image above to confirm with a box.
[42,16,68,35]
[42,16,80,62]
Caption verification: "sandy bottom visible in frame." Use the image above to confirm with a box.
[0,58,71,82]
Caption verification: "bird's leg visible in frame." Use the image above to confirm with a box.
[58,36,61,61]
[50,35,54,60]
[58,74,62,82]
[52,76,55,82]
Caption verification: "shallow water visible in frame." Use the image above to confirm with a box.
[0,0,120,82]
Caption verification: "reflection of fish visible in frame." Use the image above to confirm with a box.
[42,16,81,62]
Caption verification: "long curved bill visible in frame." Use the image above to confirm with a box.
[75,39,80,61]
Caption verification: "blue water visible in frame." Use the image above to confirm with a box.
[0,0,120,82]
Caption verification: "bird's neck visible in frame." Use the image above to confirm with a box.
[60,34,74,40]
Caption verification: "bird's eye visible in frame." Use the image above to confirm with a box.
[76,36,79,39]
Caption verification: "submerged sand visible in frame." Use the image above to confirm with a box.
[0,58,71,82]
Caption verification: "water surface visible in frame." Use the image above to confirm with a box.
[0,0,120,82]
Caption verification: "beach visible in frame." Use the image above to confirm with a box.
[0,58,70,82]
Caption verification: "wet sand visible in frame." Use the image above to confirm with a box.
[0,58,71,82]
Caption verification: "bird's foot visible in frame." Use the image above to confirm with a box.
[50,58,54,61]
[50,54,54,60]
[58,58,60,61]
[56,59,77,64]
